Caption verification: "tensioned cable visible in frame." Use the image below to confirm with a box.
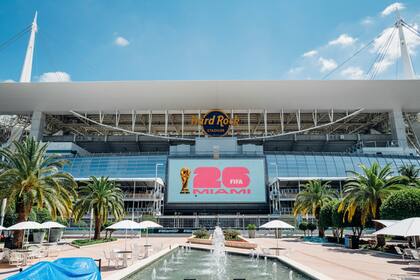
[322,25,394,80]
[365,27,395,79]
[369,27,397,80]
[0,25,31,53]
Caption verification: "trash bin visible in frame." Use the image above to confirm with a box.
[350,235,359,249]
[344,235,350,248]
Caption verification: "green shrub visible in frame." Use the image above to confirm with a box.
[71,238,116,247]
[193,228,209,239]
[223,229,241,240]
[380,188,420,220]
[246,224,257,230]
[319,200,337,230]
[298,222,308,235]
[307,222,317,236]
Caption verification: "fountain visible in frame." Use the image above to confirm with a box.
[211,226,227,280]
[151,268,156,280]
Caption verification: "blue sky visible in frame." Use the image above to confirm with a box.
[1,1,420,81]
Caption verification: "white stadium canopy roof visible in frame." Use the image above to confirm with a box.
[0,80,419,114]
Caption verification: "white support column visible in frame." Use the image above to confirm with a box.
[312,109,318,126]
[328,108,334,122]
[296,109,301,131]
[181,110,184,138]
[164,110,168,136]
[197,111,201,137]
[99,111,104,124]
[148,111,152,134]
[115,110,120,127]
[280,109,284,134]
[131,110,136,132]
[30,111,45,141]
[264,109,268,136]
[248,109,251,137]
[389,108,408,148]
[231,109,234,137]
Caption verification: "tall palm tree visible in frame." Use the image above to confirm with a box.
[73,176,124,240]
[0,138,77,248]
[340,162,405,226]
[398,164,420,187]
[293,180,337,237]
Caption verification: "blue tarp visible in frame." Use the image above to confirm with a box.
[6,257,101,280]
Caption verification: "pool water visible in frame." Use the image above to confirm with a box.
[125,247,312,280]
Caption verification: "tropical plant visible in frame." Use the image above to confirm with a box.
[319,200,337,231]
[0,137,77,248]
[246,223,257,230]
[298,222,308,236]
[223,229,241,240]
[293,180,337,237]
[73,176,124,240]
[339,163,405,226]
[193,228,209,239]
[380,188,420,220]
[398,164,420,187]
[307,223,317,236]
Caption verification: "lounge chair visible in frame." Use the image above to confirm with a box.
[395,247,410,260]
[9,252,24,267]
[103,250,112,267]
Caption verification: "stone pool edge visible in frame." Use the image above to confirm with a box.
[189,244,334,280]
[104,244,180,280]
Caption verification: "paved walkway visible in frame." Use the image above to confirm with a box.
[0,236,419,279]
[252,238,420,280]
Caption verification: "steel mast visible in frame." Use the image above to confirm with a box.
[396,10,416,79]
[19,11,37,82]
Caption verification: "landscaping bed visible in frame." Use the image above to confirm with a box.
[71,237,117,247]
[187,228,257,249]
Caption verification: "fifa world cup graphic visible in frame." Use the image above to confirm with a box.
[180,167,191,194]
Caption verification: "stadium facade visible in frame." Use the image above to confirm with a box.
[1,80,420,228]
[1,13,420,228]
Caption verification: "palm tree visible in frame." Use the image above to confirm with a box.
[293,180,337,237]
[398,164,420,187]
[73,176,124,240]
[340,163,405,226]
[0,138,77,248]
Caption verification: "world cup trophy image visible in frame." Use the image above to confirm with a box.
[180,167,191,194]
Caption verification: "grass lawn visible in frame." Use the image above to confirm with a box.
[71,238,117,247]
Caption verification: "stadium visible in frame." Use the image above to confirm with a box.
[1,12,420,229]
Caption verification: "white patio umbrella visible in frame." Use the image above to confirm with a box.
[106,220,142,249]
[7,221,46,246]
[138,221,162,245]
[260,220,295,248]
[372,220,399,228]
[41,221,66,243]
[372,217,420,247]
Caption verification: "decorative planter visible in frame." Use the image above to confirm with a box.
[188,236,257,249]
[248,229,256,238]
[49,228,64,242]
[33,231,46,243]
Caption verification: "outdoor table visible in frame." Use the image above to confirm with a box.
[115,250,132,267]
[15,249,31,266]
[143,244,152,258]
[268,247,285,256]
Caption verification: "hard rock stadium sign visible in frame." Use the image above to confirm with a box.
[191,110,240,137]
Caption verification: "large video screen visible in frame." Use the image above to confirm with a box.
[167,159,266,203]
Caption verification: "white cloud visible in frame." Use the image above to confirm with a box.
[361,17,374,26]
[370,24,420,74]
[328,34,357,46]
[2,79,16,83]
[341,67,365,79]
[381,2,405,17]
[302,50,318,58]
[114,36,130,47]
[288,67,304,74]
[38,71,71,82]
[318,57,337,72]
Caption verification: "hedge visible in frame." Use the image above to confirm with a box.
[380,188,420,220]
